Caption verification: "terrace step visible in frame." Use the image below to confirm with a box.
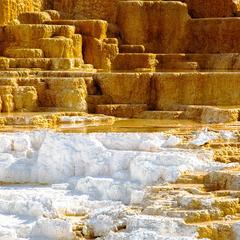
[5,24,76,41]
[135,111,184,120]
[4,48,44,58]
[44,19,108,39]
[208,142,240,163]
[155,54,199,71]
[156,53,240,70]
[87,95,113,113]
[96,104,148,118]
[0,71,31,77]
[154,72,240,111]
[162,209,227,223]
[8,58,95,71]
[160,61,199,71]
[192,218,240,240]
[112,53,157,71]
[176,172,206,184]
[142,166,240,239]
[119,44,145,53]
[182,105,240,124]
[204,168,240,191]
[18,11,52,24]
[36,70,94,78]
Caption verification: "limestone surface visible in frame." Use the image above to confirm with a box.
[180,0,240,17]
[0,1,239,239]
[0,130,237,239]
[118,1,190,53]
[0,0,48,24]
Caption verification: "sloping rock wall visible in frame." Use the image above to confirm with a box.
[117,1,190,53]
[179,0,240,18]
[0,0,51,25]
[53,0,118,23]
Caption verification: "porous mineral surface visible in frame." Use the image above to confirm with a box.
[0,128,239,239]
[0,0,240,239]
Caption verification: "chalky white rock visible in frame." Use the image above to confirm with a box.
[0,130,232,239]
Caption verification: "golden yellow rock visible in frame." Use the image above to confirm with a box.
[0,0,9,25]
[9,58,51,69]
[50,58,75,70]
[135,111,183,120]
[197,224,234,240]
[117,1,190,53]
[44,78,87,111]
[0,86,13,95]
[112,53,157,71]
[0,86,14,112]
[187,18,240,53]
[2,94,14,112]
[201,107,239,124]
[0,0,47,25]
[96,73,152,104]
[153,73,240,110]
[72,34,83,59]
[17,78,47,106]
[83,37,118,70]
[44,20,108,40]
[4,48,44,58]
[6,24,75,47]
[182,105,240,123]
[39,37,74,58]
[46,78,86,90]
[197,226,214,239]
[119,45,145,53]
[0,97,2,112]
[18,11,51,24]
[96,104,148,118]
[213,198,239,215]
[204,169,240,191]
[55,89,87,111]
[53,0,118,23]
[0,0,239,125]
[0,78,17,86]
[0,26,5,42]
[0,58,10,69]
[43,10,60,20]
[181,0,240,18]
[75,20,107,40]
[13,86,38,111]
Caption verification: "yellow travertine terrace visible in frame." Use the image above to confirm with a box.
[0,1,240,240]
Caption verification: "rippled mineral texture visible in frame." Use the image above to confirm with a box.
[0,0,240,239]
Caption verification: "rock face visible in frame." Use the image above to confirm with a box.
[13,86,38,111]
[96,73,152,104]
[53,0,118,23]
[0,0,239,121]
[44,78,87,111]
[153,72,240,109]
[187,18,240,53]
[180,0,240,18]
[118,1,190,53]
[0,85,38,113]
[0,0,48,24]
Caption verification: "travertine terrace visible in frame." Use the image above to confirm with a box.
[0,0,240,239]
